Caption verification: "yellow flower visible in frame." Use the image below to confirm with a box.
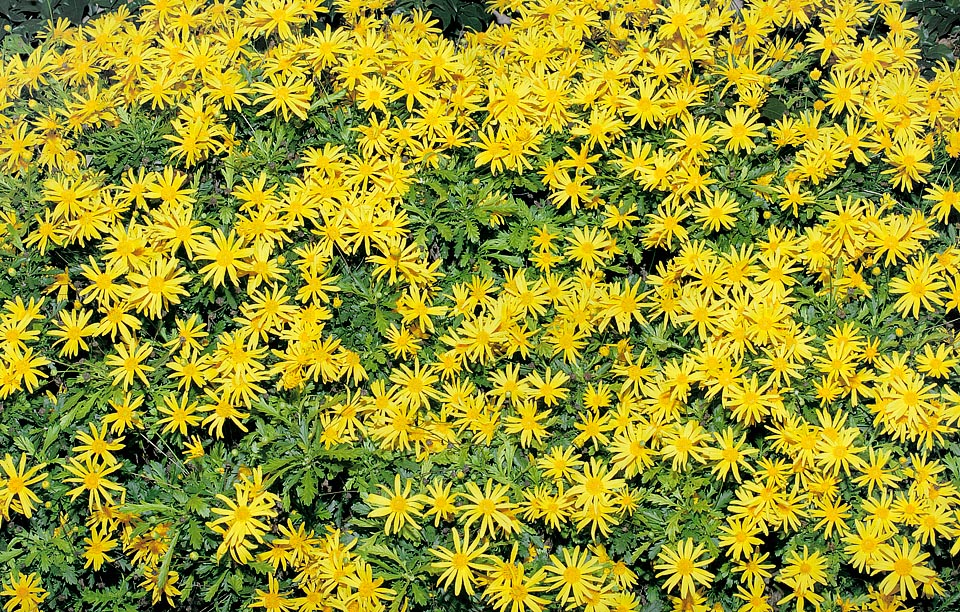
[457,478,519,539]
[387,359,439,410]
[715,106,764,153]
[78,257,129,306]
[543,546,604,607]
[206,477,279,565]
[503,401,551,448]
[157,392,202,437]
[915,343,957,378]
[97,300,143,342]
[564,225,613,272]
[103,393,144,435]
[72,422,125,465]
[105,340,154,389]
[548,170,592,213]
[252,73,314,121]
[525,367,569,407]
[423,478,458,526]
[125,257,191,319]
[482,561,550,612]
[195,229,253,288]
[144,166,195,207]
[201,69,253,112]
[3,347,49,393]
[703,427,756,483]
[139,565,181,607]
[777,546,828,592]
[62,456,125,509]
[343,558,396,610]
[654,538,716,599]
[366,474,426,535]
[873,538,936,599]
[48,308,98,357]
[0,453,47,519]
[82,528,117,571]
[842,520,891,573]
[0,572,47,612]
[718,517,762,561]
[883,140,933,192]
[889,255,946,319]
[693,189,740,233]
[429,528,492,596]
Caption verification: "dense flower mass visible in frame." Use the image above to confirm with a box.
[0,0,959,610]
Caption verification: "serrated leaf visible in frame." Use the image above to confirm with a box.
[203,570,228,602]
[411,582,428,605]
[185,496,210,517]
[299,468,317,505]
[187,520,204,549]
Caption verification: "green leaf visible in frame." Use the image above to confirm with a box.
[120,502,178,516]
[359,539,404,566]
[187,520,204,549]
[203,570,228,602]
[759,97,788,121]
[0,35,31,56]
[299,468,317,505]
[12,434,35,455]
[185,495,210,518]
[411,582,428,605]
[155,528,179,596]
[310,88,348,110]
[485,252,523,267]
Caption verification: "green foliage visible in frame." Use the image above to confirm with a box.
[395,0,491,33]
[0,0,131,39]
[906,0,960,65]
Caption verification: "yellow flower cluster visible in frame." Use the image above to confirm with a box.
[207,467,280,564]
[0,0,959,611]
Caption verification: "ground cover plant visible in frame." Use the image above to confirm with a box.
[0,0,959,611]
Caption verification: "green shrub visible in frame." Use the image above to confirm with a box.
[0,1,958,612]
